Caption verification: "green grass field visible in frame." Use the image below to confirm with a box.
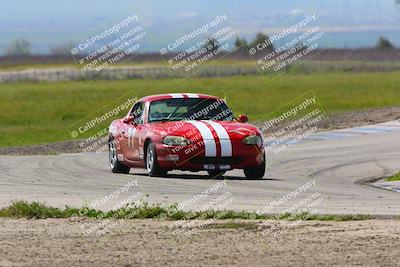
[1,60,399,73]
[0,71,400,147]
[0,60,255,72]
[385,172,400,182]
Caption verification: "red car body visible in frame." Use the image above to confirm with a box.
[108,93,266,178]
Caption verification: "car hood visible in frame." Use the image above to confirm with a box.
[153,120,260,140]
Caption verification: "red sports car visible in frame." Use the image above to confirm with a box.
[108,93,265,178]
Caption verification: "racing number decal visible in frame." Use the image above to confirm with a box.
[127,127,136,148]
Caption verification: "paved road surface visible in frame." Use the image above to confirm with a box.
[1,121,400,215]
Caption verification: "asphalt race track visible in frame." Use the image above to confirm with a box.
[1,121,400,215]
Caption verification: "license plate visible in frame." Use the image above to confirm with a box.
[219,164,230,170]
[203,164,230,170]
[203,164,216,170]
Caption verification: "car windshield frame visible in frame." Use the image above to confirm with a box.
[148,98,235,123]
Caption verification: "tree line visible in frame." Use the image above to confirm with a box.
[2,35,397,56]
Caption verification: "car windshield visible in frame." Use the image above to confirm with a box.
[148,98,235,122]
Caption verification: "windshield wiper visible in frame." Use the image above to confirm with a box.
[151,117,182,122]
[195,116,213,120]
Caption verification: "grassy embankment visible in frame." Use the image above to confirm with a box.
[0,201,370,221]
[385,172,400,182]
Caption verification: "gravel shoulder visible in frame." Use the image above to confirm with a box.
[1,218,399,266]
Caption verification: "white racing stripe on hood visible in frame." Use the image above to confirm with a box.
[186,120,217,157]
[169,93,184,98]
[203,120,232,157]
[185,93,199,98]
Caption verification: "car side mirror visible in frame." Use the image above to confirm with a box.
[123,116,134,124]
[238,114,248,123]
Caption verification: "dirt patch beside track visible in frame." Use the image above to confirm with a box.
[0,218,399,266]
[327,106,400,129]
[0,139,84,156]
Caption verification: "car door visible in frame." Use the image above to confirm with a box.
[124,102,145,162]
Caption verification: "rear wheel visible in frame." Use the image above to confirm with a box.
[207,170,226,178]
[146,142,168,177]
[243,153,265,179]
[109,139,130,174]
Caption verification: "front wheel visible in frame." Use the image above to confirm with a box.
[109,139,130,174]
[243,153,265,179]
[146,142,168,177]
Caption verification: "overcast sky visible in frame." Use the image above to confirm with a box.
[1,0,399,53]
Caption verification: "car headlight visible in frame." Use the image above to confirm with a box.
[163,136,190,146]
[242,135,262,145]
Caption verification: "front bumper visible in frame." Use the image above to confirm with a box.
[156,140,264,171]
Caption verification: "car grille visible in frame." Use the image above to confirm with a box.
[190,157,242,165]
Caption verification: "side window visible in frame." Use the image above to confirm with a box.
[131,102,145,125]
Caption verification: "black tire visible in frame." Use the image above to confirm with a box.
[146,142,168,177]
[109,139,130,174]
[207,170,226,178]
[243,153,266,179]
